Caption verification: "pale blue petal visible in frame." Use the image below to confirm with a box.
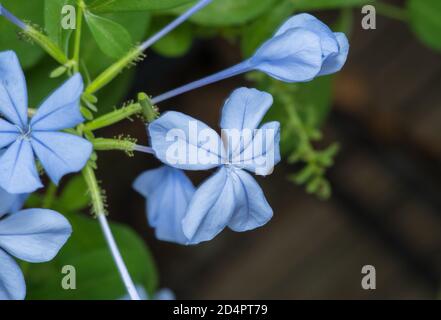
[220,88,273,131]
[133,166,194,244]
[0,139,42,194]
[30,131,92,185]
[8,194,28,213]
[251,28,323,83]
[233,121,281,176]
[182,167,236,244]
[275,13,339,58]
[0,188,27,217]
[0,188,17,217]
[0,249,25,300]
[154,288,176,300]
[0,118,19,149]
[30,73,84,131]
[318,32,349,76]
[0,209,72,263]
[220,88,273,158]
[0,51,28,128]
[149,111,224,170]
[228,169,273,232]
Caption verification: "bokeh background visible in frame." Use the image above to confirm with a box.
[2,0,440,299]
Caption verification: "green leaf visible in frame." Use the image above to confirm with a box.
[55,176,90,211]
[80,11,150,114]
[44,0,75,53]
[0,0,45,69]
[407,0,441,52]
[25,212,158,300]
[49,65,68,78]
[289,0,374,10]
[151,17,192,57]
[84,10,133,58]
[174,0,276,27]
[88,0,195,13]
[82,11,150,75]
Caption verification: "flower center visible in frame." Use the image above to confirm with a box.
[16,125,32,140]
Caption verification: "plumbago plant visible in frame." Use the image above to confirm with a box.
[0,0,352,300]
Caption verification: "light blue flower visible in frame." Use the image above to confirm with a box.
[152,13,349,104]
[251,12,349,82]
[147,88,280,244]
[0,208,72,300]
[133,166,195,244]
[0,51,92,194]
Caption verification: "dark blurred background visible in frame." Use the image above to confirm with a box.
[95,8,441,299]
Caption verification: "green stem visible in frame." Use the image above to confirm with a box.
[81,164,140,300]
[73,1,84,72]
[375,2,408,22]
[92,138,136,154]
[85,47,143,95]
[82,164,106,216]
[25,26,70,65]
[42,182,57,209]
[283,100,313,160]
[83,103,142,132]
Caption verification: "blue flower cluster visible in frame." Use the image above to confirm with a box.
[0,51,90,299]
[0,7,349,299]
[0,51,92,194]
[134,14,349,245]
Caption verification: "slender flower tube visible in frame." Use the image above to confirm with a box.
[152,13,350,104]
[133,145,155,155]
[139,0,213,51]
[82,165,140,300]
[0,4,26,29]
[97,214,141,300]
[152,61,250,104]
[85,0,213,95]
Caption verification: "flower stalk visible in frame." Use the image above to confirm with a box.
[84,47,143,95]
[25,26,70,65]
[139,0,213,51]
[82,164,140,300]
[73,0,85,72]
[151,61,251,104]
[92,138,136,153]
[92,138,154,155]
[0,4,70,65]
[83,102,143,132]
